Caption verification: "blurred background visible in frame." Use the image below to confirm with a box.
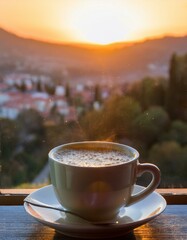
[0,0,187,188]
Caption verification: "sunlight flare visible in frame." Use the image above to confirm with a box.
[66,2,136,45]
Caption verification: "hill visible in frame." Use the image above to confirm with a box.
[1,28,187,82]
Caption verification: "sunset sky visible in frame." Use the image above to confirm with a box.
[0,0,187,45]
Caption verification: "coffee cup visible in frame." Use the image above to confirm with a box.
[48,141,160,222]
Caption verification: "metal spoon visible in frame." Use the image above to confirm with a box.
[24,196,117,225]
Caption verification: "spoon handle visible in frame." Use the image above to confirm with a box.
[24,198,114,225]
[24,199,71,213]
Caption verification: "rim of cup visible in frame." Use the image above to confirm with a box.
[48,141,140,168]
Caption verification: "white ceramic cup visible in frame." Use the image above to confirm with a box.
[48,141,161,222]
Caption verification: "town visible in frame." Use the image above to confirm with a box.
[0,71,121,123]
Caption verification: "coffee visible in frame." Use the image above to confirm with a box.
[54,149,131,167]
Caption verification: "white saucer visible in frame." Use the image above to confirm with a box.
[24,185,166,239]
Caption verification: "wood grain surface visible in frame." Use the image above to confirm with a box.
[0,205,186,240]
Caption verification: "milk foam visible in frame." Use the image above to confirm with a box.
[54,149,131,167]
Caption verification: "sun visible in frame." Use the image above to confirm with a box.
[66,2,134,45]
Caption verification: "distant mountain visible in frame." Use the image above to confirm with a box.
[1,28,187,82]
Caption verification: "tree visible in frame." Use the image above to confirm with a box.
[167,53,187,120]
[94,84,102,103]
[104,95,142,139]
[167,53,179,117]
[65,82,72,104]
[79,109,104,140]
[133,106,170,147]
[0,111,49,187]
[16,109,44,139]
[161,120,187,146]
[45,83,55,95]
[20,81,27,92]
[16,109,46,161]
[46,120,86,149]
[36,79,42,92]
[4,109,48,186]
[128,77,166,109]
[80,95,141,141]
[148,141,187,187]
[0,118,18,160]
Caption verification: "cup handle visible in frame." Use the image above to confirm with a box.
[128,163,161,205]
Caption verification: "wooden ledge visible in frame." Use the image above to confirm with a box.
[0,189,34,205]
[157,188,187,204]
[0,188,187,205]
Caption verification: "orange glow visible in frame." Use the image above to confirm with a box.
[65,2,137,45]
[0,0,187,45]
